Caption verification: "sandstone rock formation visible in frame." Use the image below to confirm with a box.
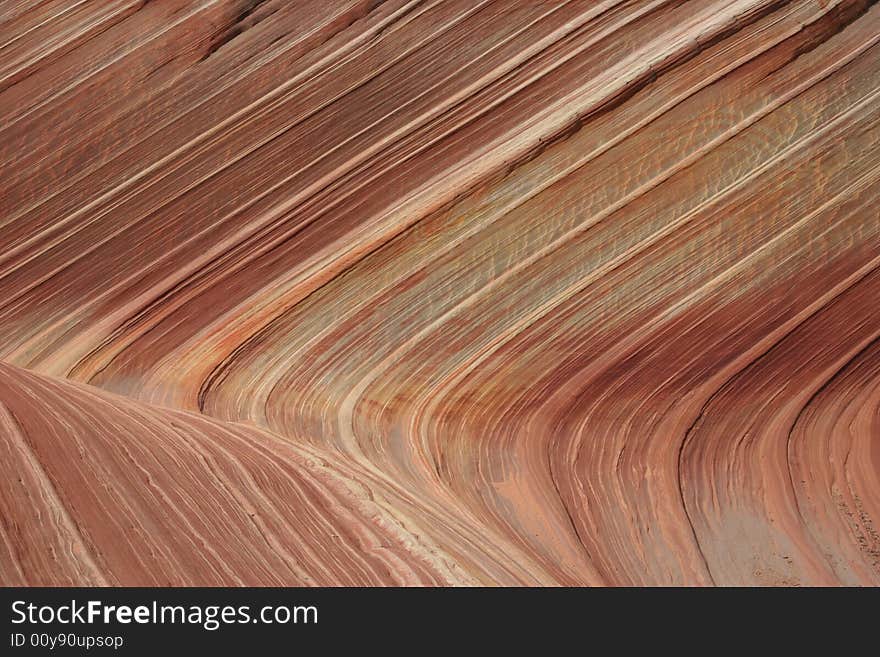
[1,0,878,585]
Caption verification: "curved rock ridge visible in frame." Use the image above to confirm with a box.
[0,0,878,586]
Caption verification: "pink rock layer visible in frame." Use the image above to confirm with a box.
[0,0,878,585]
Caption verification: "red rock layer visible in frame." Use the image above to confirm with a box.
[0,0,878,585]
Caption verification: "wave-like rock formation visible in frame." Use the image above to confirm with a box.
[1,0,878,586]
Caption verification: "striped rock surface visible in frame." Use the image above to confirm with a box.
[1,0,878,585]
